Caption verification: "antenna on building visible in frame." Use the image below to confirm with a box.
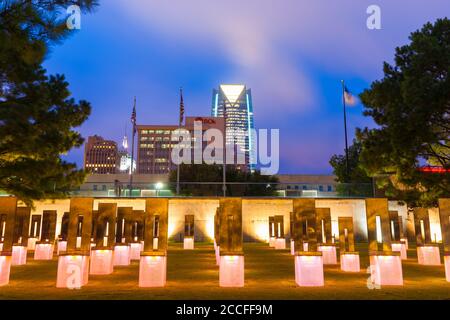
[122,123,128,150]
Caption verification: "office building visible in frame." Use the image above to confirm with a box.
[84,135,119,174]
[211,84,255,170]
[136,125,179,174]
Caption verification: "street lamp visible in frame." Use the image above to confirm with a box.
[155,182,163,197]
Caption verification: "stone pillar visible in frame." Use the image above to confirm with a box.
[413,207,441,265]
[316,208,337,264]
[28,214,41,250]
[214,208,220,265]
[218,198,244,287]
[128,210,145,260]
[389,211,407,260]
[56,198,93,289]
[57,212,69,255]
[34,210,57,260]
[338,217,360,272]
[184,215,195,250]
[12,207,31,265]
[0,197,17,286]
[268,216,275,247]
[114,207,132,266]
[366,199,403,286]
[292,199,324,287]
[438,199,450,282]
[274,215,286,249]
[139,198,169,287]
[90,203,117,275]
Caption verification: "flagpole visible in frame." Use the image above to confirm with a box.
[341,80,350,178]
[129,97,136,197]
[222,98,227,197]
[176,88,183,196]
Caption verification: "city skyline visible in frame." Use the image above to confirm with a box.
[42,0,450,174]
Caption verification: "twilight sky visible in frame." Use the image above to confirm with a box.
[44,0,450,174]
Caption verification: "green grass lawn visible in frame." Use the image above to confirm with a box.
[0,242,449,300]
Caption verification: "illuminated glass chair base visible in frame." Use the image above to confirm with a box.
[340,252,360,272]
[391,241,407,260]
[268,237,276,248]
[369,251,403,286]
[57,240,67,255]
[274,238,286,250]
[113,244,131,266]
[56,253,89,289]
[0,255,12,286]
[27,238,38,251]
[139,252,167,287]
[34,242,54,260]
[12,245,27,266]
[318,244,337,265]
[294,251,324,287]
[219,252,244,287]
[184,237,194,250]
[130,242,143,260]
[417,245,441,266]
[90,248,114,275]
[445,253,450,282]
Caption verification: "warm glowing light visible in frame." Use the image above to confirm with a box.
[183,237,194,250]
[139,256,167,287]
[375,216,382,243]
[445,256,450,282]
[114,245,131,266]
[318,245,337,265]
[12,246,27,266]
[220,85,245,105]
[254,222,269,242]
[0,256,12,286]
[224,255,239,262]
[369,254,403,286]
[341,253,360,272]
[417,246,441,265]
[168,222,175,238]
[145,256,161,262]
[90,249,114,275]
[205,219,215,240]
[219,255,244,287]
[56,255,89,289]
[391,243,407,260]
[295,255,324,287]
[34,243,54,260]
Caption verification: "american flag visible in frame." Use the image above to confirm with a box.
[131,97,137,134]
[344,86,356,106]
[179,87,184,125]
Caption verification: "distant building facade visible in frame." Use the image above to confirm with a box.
[211,84,255,170]
[84,135,119,174]
[118,135,135,173]
[276,174,338,197]
[136,125,179,174]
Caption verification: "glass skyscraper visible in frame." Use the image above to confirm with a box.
[211,84,255,170]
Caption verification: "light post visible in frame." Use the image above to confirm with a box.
[155,182,163,197]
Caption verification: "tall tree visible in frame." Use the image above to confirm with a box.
[0,1,98,205]
[357,18,450,207]
[329,139,372,184]
[329,140,373,197]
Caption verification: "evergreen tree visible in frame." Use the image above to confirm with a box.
[357,18,450,207]
[0,1,98,205]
